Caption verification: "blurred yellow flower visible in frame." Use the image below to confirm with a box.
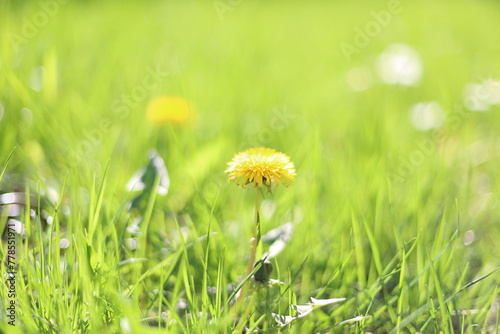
[225,147,296,189]
[146,96,194,124]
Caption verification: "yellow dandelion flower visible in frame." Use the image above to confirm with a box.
[225,147,296,189]
[146,96,194,124]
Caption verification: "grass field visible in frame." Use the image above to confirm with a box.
[1,0,500,333]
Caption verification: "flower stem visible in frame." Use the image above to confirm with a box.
[234,189,261,310]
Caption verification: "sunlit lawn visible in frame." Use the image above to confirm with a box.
[1,0,500,333]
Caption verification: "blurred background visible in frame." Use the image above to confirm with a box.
[2,0,500,266]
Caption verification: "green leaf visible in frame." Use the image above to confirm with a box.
[127,149,170,211]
